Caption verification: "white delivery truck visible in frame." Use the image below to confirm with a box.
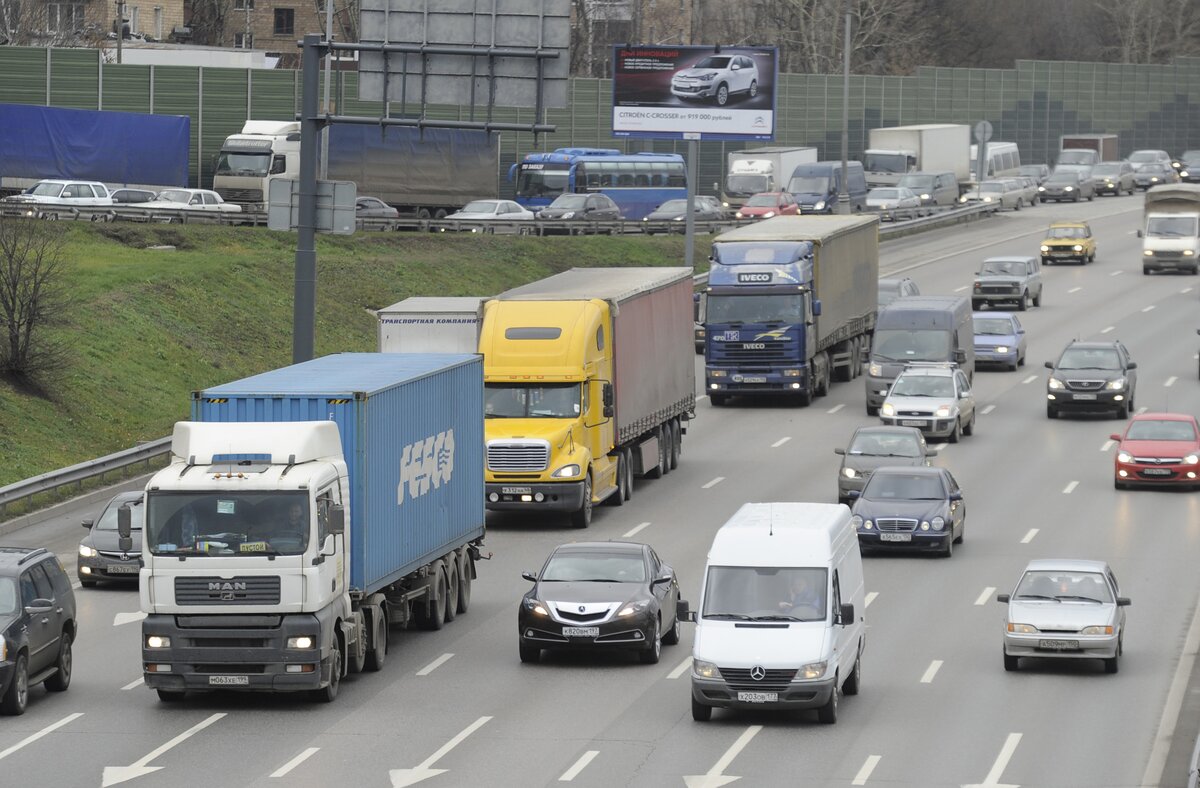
[720,147,818,210]
[378,296,487,353]
[1140,184,1200,275]
[863,124,971,188]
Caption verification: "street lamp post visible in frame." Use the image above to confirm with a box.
[837,0,851,215]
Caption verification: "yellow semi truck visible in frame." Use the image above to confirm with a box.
[479,267,696,527]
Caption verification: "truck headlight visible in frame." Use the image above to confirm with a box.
[1105,378,1126,390]
[693,659,719,679]
[782,369,801,377]
[1007,623,1038,634]
[709,369,727,377]
[797,661,827,680]
[79,544,97,558]
[1081,625,1113,635]
[1048,377,1064,390]
[551,464,581,478]
[881,403,895,416]
[843,467,857,478]
[146,635,171,649]
[287,636,316,649]
[935,405,952,418]
[868,363,882,377]
[1185,250,1196,256]
[814,201,826,211]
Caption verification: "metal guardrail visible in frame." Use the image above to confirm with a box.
[1190,727,1200,788]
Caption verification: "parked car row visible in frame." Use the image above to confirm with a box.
[0,180,242,220]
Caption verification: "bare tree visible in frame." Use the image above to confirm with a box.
[0,0,103,47]
[0,217,70,385]
[763,0,931,75]
[1096,0,1200,63]
[187,0,234,47]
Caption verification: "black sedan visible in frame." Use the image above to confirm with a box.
[518,541,680,665]
[78,491,144,586]
[536,193,621,224]
[849,466,966,557]
[642,197,725,232]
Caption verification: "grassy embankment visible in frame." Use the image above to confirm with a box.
[0,222,695,497]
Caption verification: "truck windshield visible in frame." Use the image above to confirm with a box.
[1146,216,1199,237]
[702,566,828,622]
[485,383,581,418]
[146,492,310,556]
[871,329,951,362]
[897,175,933,192]
[215,151,270,177]
[1057,150,1093,165]
[706,294,805,324]
[864,153,908,173]
[788,175,830,194]
[726,174,768,196]
[516,165,569,199]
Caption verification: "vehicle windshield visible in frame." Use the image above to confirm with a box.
[1129,151,1161,163]
[870,189,902,199]
[897,175,933,191]
[214,151,270,177]
[974,317,1014,336]
[871,329,951,363]
[485,383,581,418]
[788,175,830,194]
[0,578,16,616]
[1046,173,1079,184]
[1057,150,1094,165]
[1019,166,1043,177]
[1014,571,1113,603]
[725,175,768,196]
[1056,347,1121,370]
[29,182,65,197]
[461,201,499,214]
[1140,164,1168,174]
[706,294,805,324]
[980,260,1026,276]
[1125,419,1197,441]
[1046,226,1086,239]
[655,199,688,213]
[1146,216,1199,237]
[864,153,908,173]
[863,472,946,500]
[548,194,590,210]
[848,431,920,457]
[702,566,828,622]
[516,165,569,199]
[980,182,1006,193]
[744,194,779,207]
[146,492,310,556]
[97,497,144,530]
[156,190,192,203]
[1091,164,1121,176]
[878,285,902,307]
[1182,151,1200,161]
[693,56,731,69]
[541,551,645,582]
[890,374,955,398]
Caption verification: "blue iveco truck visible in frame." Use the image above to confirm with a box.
[703,216,879,406]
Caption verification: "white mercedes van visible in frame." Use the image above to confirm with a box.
[684,502,865,723]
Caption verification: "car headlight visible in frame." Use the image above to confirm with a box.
[1183,171,1190,178]
[146,635,171,649]
[1185,250,1196,256]
[1073,245,1083,251]
[843,467,858,479]
[700,73,716,81]
[693,659,720,678]
[287,636,316,649]
[1064,186,1074,192]
[920,193,930,200]
[523,598,549,616]
[1081,625,1113,635]
[1117,451,1132,463]
[1144,250,1154,257]
[931,516,945,531]
[995,346,1010,354]
[79,544,97,558]
[1151,177,1159,182]
[618,600,651,617]
[722,201,729,207]
[960,196,969,203]
[797,661,827,680]
[551,464,581,478]
[983,197,993,202]
[881,403,896,416]
[1185,454,1199,465]
[1048,377,1064,390]
[814,201,826,211]
[1037,186,1046,192]
[935,405,952,418]
[868,363,882,377]
[1040,245,1050,252]
[560,211,575,219]
[862,519,874,530]
[762,211,776,218]
[850,514,863,527]
[0,635,5,661]
[642,216,648,221]
[673,216,683,221]
[735,212,744,219]
[1007,623,1038,634]
[1105,378,1126,390]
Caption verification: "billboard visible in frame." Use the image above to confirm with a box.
[611,45,778,141]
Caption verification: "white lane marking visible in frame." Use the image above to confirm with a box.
[1062,481,1079,494]
[683,725,762,788]
[1183,287,1194,294]
[1165,376,1178,387]
[120,677,144,691]
[1021,528,1039,544]
[1142,562,1200,786]
[865,591,879,608]
[964,733,1022,788]
[416,653,455,676]
[389,716,492,788]
[623,522,652,538]
[981,405,995,415]
[975,587,996,606]
[1067,286,1082,293]
[559,751,599,782]
[668,656,693,680]
[920,660,943,684]
[1142,305,1156,313]
[1110,270,1124,277]
[771,436,791,448]
[1101,325,1115,334]
[0,713,84,761]
[114,611,148,627]
[827,403,845,414]
[1101,440,1114,452]
[1021,375,1037,385]
[1138,406,1148,415]
[954,285,969,292]
[103,713,226,786]
[271,748,320,778]
[71,581,82,590]
[701,477,725,489]
[852,755,882,785]
[697,394,708,400]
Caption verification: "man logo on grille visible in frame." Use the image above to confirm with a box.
[750,665,766,681]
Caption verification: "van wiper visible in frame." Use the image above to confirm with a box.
[704,612,753,620]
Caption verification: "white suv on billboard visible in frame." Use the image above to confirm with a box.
[671,54,759,106]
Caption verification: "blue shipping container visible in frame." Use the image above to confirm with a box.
[192,353,485,595]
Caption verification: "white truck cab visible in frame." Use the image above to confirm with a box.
[1140,184,1200,275]
[212,121,301,211]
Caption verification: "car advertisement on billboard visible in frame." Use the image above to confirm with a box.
[611,45,778,141]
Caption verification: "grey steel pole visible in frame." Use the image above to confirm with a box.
[293,34,322,364]
[838,1,851,215]
[116,0,124,64]
[685,138,698,269]
[320,0,333,180]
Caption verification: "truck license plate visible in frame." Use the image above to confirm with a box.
[208,675,249,685]
[562,627,600,638]
[1073,393,1097,400]
[879,533,912,542]
[737,691,778,703]
[106,564,139,574]
[502,486,532,494]
[1038,639,1078,650]
[741,376,767,383]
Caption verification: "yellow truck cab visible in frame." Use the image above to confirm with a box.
[1040,220,1096,265]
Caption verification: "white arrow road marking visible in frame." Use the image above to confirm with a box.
[920,660,943,684]
[559,751,599,782]
[1101,440,1114,452]
[103,713,226,786]
[113,611,147,627]
[1021,375,1037,385]
[1020,529,1038,544]
[120,678,144,691]
[1068,286,1081,293]
[962,732,1022,788]
[865,591,879,608]
[0,712,83,761]
[852,755,881,785]
[826,403,845,414]
[684,725,762,788]
[771,437,791,448]
[981,405,995,415]
[271,748,319,778]
[623,522,652,538]
[1165,376,1178,387]
[1062,481,1079,494]
[975,587,996,606]
[390,716,492,788]
[668,656,693,680]
[416,653,454,676]
[1100,326,1114,334]
[701,477,725,489]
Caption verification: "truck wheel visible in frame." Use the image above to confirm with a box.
[815,356,831,397]
[796,381,812,407]
[443,561,459,623]
[611,453,628,506]
[660,426,673,476]
[570,476,593,528]
[622,448,634,502]
[364,607,388,671]
[416,571,448,630]
[692,695,713,721]
[456,552,472,614]
[817,678,839,724]
[669,419,681,469]
[314,639,342,703]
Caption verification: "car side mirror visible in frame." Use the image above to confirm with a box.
[1126,361,1137,370]
[328,503,346,535]
[25,598,54,614]
[319,534,336,557]
[996,593,1011,603]
[834,448,846,455]
[1117,597,1131,607]
[837,603,854,625]
[949,492,963,501]
[847,490,861,499]
[926,448,939,457]
[1044,361,1054,369]
[522,571,538,583]
[651,571,673,586]
[81,518,94,530]
[678,598,696,623]
[1136,229,1143,238]
[1109,433,1122,441]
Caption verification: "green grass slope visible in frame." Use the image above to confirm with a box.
[0,223,694,487]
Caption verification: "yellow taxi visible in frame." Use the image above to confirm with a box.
[1040,221,1096,265]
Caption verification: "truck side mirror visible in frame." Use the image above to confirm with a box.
[1136,229,1143,238]
[328,504,346,535]
[837,603,855,624]
[677,598,696,623]
[811,300,822,317]
[602,382,615,417]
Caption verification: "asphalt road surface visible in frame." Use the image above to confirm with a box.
[3,193,1198,788]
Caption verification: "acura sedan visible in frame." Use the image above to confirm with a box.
[78,491,144,586]
[518,541,681,665]
[1111,412,1200,489]
[849,466,966,557]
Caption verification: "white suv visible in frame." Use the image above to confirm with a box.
[671,54,759,106]
[3,179,114,219]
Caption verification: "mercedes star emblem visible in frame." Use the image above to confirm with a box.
[750,665,766,681]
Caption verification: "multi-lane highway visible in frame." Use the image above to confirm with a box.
[4,194,1199,787]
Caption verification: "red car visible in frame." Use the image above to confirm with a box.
[1111,412,1200,489]
[735,192,799,220]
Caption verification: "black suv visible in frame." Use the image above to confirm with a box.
[0,547,77,714]
[1045,340,1138,419]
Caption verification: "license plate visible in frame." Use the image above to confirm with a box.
[1073,393,1097,400]
[1143,468,1172,476]
[737,691,778,703]
[1038,639,1079,650]
[879,533,912,542]
[501,486,531,494]
[741,376,767,383]
[562,626,599,638]
[107,564,139,574]
[208,675,249,685]
[901,420,926,427]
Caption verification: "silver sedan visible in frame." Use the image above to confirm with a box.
[865,187,921,221]
[997,558,1130,673]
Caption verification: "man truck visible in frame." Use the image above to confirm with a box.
[1140,184,1200,275]
[134,353,485,702]
[479,268,695,528]
[863,124,970,188]
[720,146,818,210]
[703,215,880,407]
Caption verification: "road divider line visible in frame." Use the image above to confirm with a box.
[1101,440,1114,452]
[1143,305,1157,313]
[827,403,845,414]
[623,522,651,538]
[1021,375,1037,385]
[981,405,995,415]
[975,587,996,606]
[1110,270,1124,277]
[271,748,320,778]
[1165,376,1178,387]
[919,660,943,684]
[1068,286,1082,293]
[559,751,599,782]
[1101,325,1115,334]
[1021,528,1039,544]
[1062,481,1079,494]
[964,733,1022,788]
[865,591,878,608]
[71,581,81,590]
[702,477,725,489]
[1137,406,1148,415]
[954,285,969,292]
[0,713,83,761]
[121,677,144,691]
[771,437,791,448]
[668,656,693,680]
[697,394,708,400]
[416,653,454,676]
[1183,287,1194,294]
[852,755,882,785]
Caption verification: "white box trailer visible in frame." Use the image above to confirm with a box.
[378,296,487,353]
[864,124,971,187]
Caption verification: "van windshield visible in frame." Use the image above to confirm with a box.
[871,329,952,363]
[864,153,908,174]
[703,566,828,622]
[788,175,830,194]
[1146,216,1198,238]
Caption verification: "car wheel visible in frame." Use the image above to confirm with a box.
[948,418,962,444]
[963,411,976,436]
[972,300,983,310]
[1104,653,1120,674]
[519,640,541,664]
[1047,404,1058,419]
[1115,478,1128,490]
[1017,291,1029,311]
[942,531,954,558]
[44,632,72,692]
[748,79,758,98]
[842,650,862,696]
[570,475,593,528]
[710,393,727,407]
[663,610,681,646]
[1032,290,1042,307]
[817,678,839,724]
[639,623,662,664]
[692,695,713,722]
[1003,651,1019,672]
[1074,194,1080,203]
[0,653,28,715]
[1014,199,1022,211]
[954,517,965,544]
[80,578,98,588]
[1088,193,1094,201]
[715,84,729,106]
[866,405,879,417]
[1144,266,1152,275]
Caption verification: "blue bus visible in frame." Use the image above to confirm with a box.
[510,148,687,221]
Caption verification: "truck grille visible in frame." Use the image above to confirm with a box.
[174,576,281,605]
[719,667,797,691]
[876,518,918,532]
[713,341,791,362]
[487,441,549,472]
[215,188,263,206]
